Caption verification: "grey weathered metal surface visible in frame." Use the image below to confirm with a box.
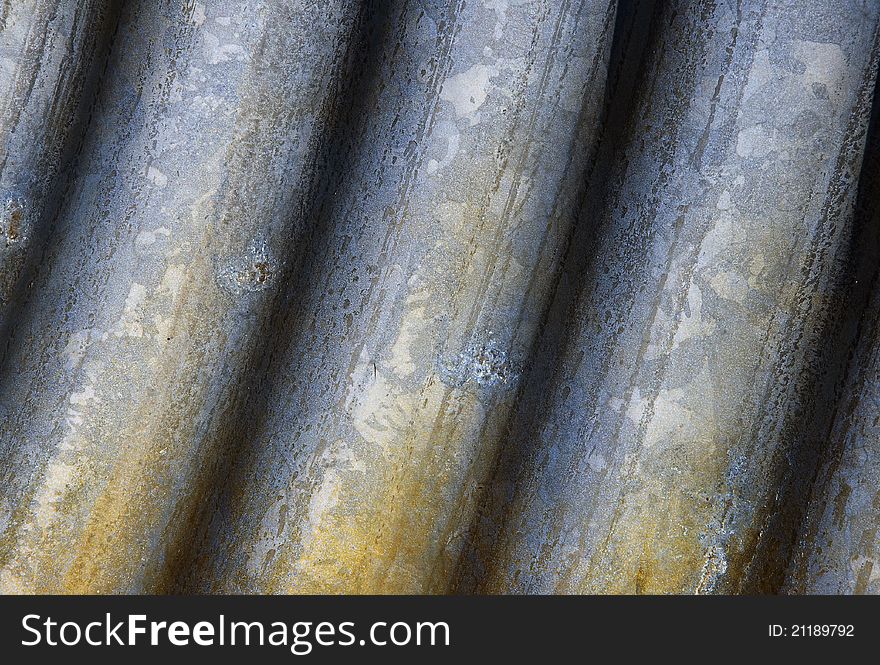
[173,0,618,595]
[1,0,880,595]
[459,0,880,595]
[0,0,362,593]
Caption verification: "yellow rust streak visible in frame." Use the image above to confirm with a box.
[61,249,223,593]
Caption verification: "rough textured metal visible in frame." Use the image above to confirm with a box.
[459,0,880,595]
[173,0,617,595]
[2,0,880,595]
[784,111,880,594]
[0,0,362,593]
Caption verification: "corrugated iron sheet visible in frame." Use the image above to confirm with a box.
[1,0,879,594]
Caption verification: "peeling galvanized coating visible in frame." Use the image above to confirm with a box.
[2,0,880,595]
[175,0,617,595]
[461,0,880,595]
[0,0,361,593]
